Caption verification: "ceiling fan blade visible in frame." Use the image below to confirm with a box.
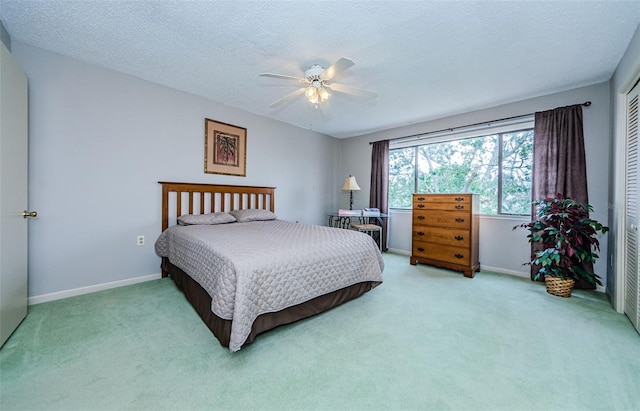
[260,73,308,83]
[321,58,355,81]
[328,82,377,99]
[269,87,306,108]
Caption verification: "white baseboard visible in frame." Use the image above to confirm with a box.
[477,265,605,293]
[481,264,530,279]
[386,251,532,278]
[29,273,162,305]
[387,248,411,256]
[384,253,604,291]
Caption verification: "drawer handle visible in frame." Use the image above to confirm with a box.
[417,197,425,201]
[417,231,425,236]
[455,218,465,223]
[417,204,425,208]
[454,253,464,259]
[417,247,425,252]
[455,197,464,202]
[417,215,425,220]
[455,205,464,209]
[454,236,464,241]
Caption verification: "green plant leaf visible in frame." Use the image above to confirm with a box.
[514,193,609,280]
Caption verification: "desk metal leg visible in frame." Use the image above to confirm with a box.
[328,215,352,229]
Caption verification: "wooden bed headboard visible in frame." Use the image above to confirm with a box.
[158,181,276,231]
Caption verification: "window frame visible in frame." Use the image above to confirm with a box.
[388,120,534,216]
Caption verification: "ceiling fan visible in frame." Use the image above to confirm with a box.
[259,58,377,109]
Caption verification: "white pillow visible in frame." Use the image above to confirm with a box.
[229,209,277,222]
[177,212,236,226]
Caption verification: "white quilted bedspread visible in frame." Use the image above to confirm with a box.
[155,219,384,351]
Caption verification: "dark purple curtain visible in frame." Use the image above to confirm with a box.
[370,140,389,251]
[532,104,594,289]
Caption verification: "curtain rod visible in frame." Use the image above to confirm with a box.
[369,101,592,145]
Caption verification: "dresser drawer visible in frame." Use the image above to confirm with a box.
[412,210,471,230]
[412,226,470,247]
[414,201,472,212]
[413,241,471,265]
[413,194,472,211]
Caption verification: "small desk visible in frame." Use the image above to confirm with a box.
[327,213,388,229]
[327,213,388,250]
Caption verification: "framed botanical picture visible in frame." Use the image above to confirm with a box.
[204,118,247,176]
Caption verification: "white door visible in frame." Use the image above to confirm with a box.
[0,42,30,347]
[625,80,640,333]
[625,80,640,334]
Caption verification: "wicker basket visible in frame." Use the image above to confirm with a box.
[544,276,575,297]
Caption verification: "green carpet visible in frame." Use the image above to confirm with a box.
[1,253,639,410]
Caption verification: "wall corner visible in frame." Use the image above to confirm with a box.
[0,20,11,51]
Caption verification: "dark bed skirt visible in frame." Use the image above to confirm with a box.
[161,257,380,350]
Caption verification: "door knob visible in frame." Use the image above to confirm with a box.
[22,210,37,219]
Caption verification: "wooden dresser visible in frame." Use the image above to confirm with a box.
[410,193,480,278]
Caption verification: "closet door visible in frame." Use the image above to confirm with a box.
[625,80,640,333]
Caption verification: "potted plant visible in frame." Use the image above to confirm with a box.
[514,193,609,297]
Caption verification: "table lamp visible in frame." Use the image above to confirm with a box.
[342,175,361,210]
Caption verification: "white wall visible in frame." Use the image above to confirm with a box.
[14,42,340,298]
[0,20,10,51]
[13,30,632,298]
[340,82,612,284]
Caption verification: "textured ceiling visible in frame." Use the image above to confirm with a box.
[1,0,639,138]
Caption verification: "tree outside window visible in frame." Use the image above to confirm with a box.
[389,129,533,215]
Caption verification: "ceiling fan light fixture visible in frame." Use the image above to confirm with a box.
[319,87,331,102]
[261,58,375,109]
[305,86,317,99]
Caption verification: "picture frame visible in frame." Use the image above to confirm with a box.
[204,118,247,176]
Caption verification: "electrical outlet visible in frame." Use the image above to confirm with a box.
[137,235,145,246]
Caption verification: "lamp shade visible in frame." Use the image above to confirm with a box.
[305,87,317,99]
[342,175,361,191]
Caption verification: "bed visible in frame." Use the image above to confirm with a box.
[154,181,384,351]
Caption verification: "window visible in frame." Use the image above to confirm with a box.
[389,127,533,215]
